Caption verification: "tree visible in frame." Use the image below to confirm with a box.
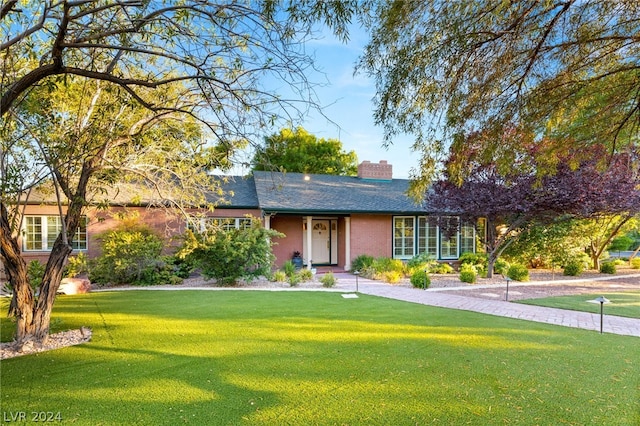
[425,145,640,277]
[252,127,358,175]
[358,1,640,184]
[1,1,356,346]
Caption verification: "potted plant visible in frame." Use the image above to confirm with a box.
[291,251,303,269]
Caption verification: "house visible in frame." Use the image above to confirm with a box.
[12,161,477,272]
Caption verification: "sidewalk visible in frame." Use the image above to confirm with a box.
[331,273,640,337]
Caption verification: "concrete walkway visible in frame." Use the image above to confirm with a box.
[331,273,640,338]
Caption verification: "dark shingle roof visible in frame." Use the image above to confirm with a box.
[252,171,423,214]
[213,175,259,208]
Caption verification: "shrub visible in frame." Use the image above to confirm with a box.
[64,252,88,278]
[493,258,510,275]
[382,270,403,284]
[178,221,283,286]
[507,264,529,281]
[90,223,165,286]
[410,269,430,289]
[563,261,584,276]
[459,264,477,284]
[288,273,301,287]
[271,270,287,282]
[282,260,296,278]
[27,260,45,290]
[372,257,405,276]
[600,262,616,274]
[320,271,337,288]
[406,252,435,269]
[430,262,454,274]
[351,254,374,273]
[297,268,314,282]
[631,258,640,269]
[459,252,487,273]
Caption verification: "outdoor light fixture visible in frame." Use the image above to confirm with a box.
[588,296,611,334]
[354,271,360,293]
[504,276,513,301]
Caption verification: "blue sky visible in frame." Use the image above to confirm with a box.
[297,27,419,179]
[230,25,419,179]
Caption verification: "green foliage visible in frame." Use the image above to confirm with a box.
[599,262,616,274]
[608,235,634,252]
[507,264,529,282]
[493,258,510,275]
[271,270,288,282]
[459,252,487,277]
[382,270,403,284]
[288,273,301,287]
[89,223,167,286]
[410,269,430,289]
[297,268,314,282]
[253,127,358,175]
[503,220,589,269]
[283,260,297,278]
[64,253,88,278]
[372,257,405,276]
[563,261,584,277]
[406,252,440,276]
[429,263,455,274]
[163,255,194,279]
[459,264,477,284]
[359,1,640,184]
[359,257,406,281]
[320,271,337,288]
[631,258,640,269]
[179,221,282,286]
[27,260,45,291]
[350,254,374,273]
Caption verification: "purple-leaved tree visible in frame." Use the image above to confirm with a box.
[425,144,640,277]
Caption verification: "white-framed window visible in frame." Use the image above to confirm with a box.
[460,221,475,255]
[187,216,253,233]
[439,216,459,259]
[393,216,415,259]
[23,216,88,251]
[417,217,438,257]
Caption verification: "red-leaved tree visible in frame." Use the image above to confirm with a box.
[425,144,640,276]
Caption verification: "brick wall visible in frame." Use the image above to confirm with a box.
[349,214,392,260]
[357,160,393,180]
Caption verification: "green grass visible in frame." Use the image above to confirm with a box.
[1,291,639,425]
[517,291,640,319]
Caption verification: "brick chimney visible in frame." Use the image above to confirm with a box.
[357,160,393,180]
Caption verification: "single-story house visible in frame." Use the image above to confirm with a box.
[12,160,477,272]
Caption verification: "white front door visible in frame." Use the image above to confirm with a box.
[311,220,330,264]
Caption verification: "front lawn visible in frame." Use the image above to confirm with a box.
[1,291,638,425]
[517,291,640,319]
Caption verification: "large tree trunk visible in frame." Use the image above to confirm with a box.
[1,202,35,343]
[1,200,76,345]
[31,242,72,342]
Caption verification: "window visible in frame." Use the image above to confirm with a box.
[23,216,87,251]
[417,217,437,257]
[460,221,475,255]
[393,217,415,259]
[439,216,459,259]
[188,216,252,233]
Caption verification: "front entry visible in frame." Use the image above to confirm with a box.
[311,220,331,264]
[303,218,338,265]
